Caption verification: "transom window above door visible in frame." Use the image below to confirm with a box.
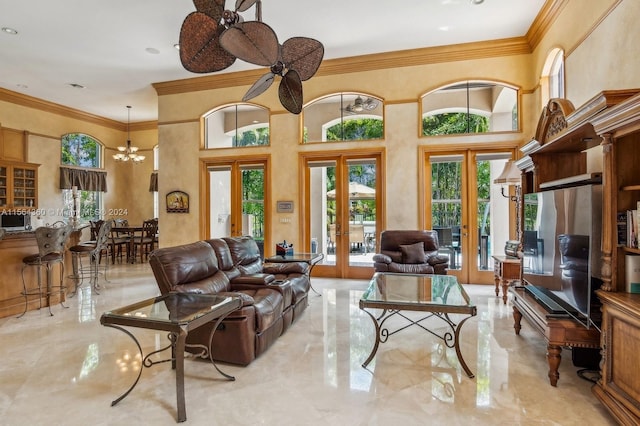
[302,93,384,143]
[204,103,270,149]
[420,81,519,136]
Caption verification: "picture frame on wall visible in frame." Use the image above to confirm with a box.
[166,190,189,213]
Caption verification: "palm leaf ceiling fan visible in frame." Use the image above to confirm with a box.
[179,0,324,114]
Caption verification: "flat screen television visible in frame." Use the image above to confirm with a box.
[522,182,602,329]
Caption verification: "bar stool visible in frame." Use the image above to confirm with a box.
[18,223,72,318]
[69,219,113,295]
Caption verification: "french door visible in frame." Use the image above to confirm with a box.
[423,149,514,284]
[304,151,383,279]
[203,157,270,252]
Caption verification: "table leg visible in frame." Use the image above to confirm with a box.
[361,308,382,368]
[494,274,500,297]
[512,305,522,335]
[103,324,145,407]
[547,344,562,387]
[501,278,509,304]
[206,314,236,380]
[453,315,475,378]
[175,329,187,422]
[307,260,322,296]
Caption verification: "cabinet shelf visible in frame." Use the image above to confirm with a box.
[0,161,39,211]
[622,246,640,255]
[621,184,640,191]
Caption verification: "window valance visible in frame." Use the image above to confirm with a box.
[149,171,158,192]
[59,166,107,192]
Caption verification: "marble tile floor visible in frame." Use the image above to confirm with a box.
[0,262,616,426]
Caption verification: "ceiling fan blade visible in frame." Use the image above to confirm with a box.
[281,37,324,81]
[365,98,379,110]
[180,12,236,73]
[279,70,303,114]
[242,72,276,101]
[219,21,279,67]
[193,0,225,22]
[235,0,257,12]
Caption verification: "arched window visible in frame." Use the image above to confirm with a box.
[204,103,269,149]
[420,81,518,136]
[541,48,565,105]
[302,93,384,143]
[61,133,104,220]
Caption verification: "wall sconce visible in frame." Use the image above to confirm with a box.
[494,160,522,241]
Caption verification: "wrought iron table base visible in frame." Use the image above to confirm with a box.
[104,314,233,422]
[361,308,475,378]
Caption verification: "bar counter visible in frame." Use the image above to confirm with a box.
[0,224,86,318]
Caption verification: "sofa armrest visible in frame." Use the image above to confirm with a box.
[427,254,449,266]
[231,280,292,307]
[231,273,276,285]
[263,262,310,275]
[216,291,255,307]
[372,253,392,264]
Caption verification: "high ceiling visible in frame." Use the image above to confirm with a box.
[0,0,546,123]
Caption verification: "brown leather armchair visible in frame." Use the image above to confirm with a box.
[373,230,449,274]
[149,240,291,366]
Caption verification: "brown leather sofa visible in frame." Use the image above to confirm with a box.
[149,236,311,366]
[373,229,449,274]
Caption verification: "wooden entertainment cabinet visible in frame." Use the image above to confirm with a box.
[516,90,640,423]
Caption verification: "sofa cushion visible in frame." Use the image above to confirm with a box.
[206,238,241,281]
[224,236,264,274]
[237,287,284,332]
[400,242,425,264]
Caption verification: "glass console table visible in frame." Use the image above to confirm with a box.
[100,292,241,422]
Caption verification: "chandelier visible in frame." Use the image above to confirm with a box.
[113,106,145,163]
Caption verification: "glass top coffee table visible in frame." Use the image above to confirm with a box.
[359,272,477,378]
[100,292,242,423]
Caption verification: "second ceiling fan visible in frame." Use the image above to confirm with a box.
[342,96,379,114]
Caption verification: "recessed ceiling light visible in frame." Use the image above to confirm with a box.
[145,47,160,54]
[68,83,86,89]
[2,27,18,35]
[470,0,484,4]
[173,43,180,50]
[439,26,450,31]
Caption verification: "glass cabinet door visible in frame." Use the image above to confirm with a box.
[0,166,7,207]
[12,167,36,207]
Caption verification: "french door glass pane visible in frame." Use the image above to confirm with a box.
[241,165,265,246]
[431,156,462,270]
[347,160,376,267]
[310,161,336,266]
[209,167,231,238]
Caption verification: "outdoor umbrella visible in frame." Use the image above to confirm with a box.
[327,182,375,200]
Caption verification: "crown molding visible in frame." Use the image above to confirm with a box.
[154,37,531,96]
[0,87,157,131]
[526,0,568,50]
